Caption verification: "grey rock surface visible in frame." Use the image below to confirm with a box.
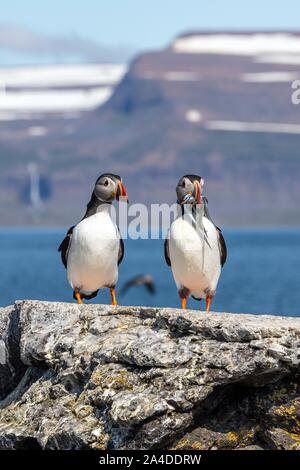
[0,300,299,450]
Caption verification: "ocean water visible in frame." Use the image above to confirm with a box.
[0,229,299,316]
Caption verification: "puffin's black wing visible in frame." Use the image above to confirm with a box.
[58,225,74,269]
[164,236,171,266]
[216,227,227,267]
[118,227,124,265]
[144,280,156,294]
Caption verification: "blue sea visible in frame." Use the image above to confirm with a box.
[0,229,299,316]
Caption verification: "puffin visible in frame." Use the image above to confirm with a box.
[58,173,128,305]
[121,274,156,296]
[164,175,227,312]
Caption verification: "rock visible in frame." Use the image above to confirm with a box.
[260,428,300,450]
[0,300,299,450]
[0,306,27,400]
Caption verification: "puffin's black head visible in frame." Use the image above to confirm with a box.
[176,174,204,205]
[93,173,128,203]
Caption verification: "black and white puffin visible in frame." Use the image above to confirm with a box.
[164,175,227,312]
[58,173,128,305]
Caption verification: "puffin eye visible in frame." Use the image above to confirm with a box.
[104,180,109,186]
[182,180,186,188]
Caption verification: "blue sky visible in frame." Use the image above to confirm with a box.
[1,0,299,64]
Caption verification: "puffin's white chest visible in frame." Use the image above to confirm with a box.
[67,210,119,293]
[169,216,221,298]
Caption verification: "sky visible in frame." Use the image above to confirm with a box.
[0,0,300,65]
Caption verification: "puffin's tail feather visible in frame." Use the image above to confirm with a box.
[73,290,99,301]
[192,295,202,301]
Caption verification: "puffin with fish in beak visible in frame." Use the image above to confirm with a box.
[164,175,227,312]
[58,173,128,305]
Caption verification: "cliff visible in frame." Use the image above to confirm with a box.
[0,300,299,450]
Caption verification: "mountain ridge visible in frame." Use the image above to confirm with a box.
[0,31,300,226]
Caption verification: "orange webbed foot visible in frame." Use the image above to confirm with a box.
[75,291,83,304]
[110,287,118,306]
[206,296,212,313]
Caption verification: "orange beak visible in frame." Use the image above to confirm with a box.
[194,180,201,206]
[117,180,128,202]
